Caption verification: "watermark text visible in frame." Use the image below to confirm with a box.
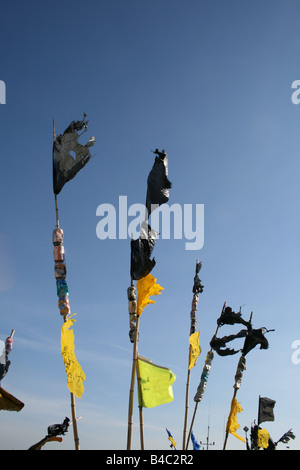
[96,196,204,250]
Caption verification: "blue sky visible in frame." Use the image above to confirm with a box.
[1,0,300,450]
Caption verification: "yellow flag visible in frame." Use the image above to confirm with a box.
[257,428,269,449]
[226,397,245,443]
[188,331,201,369]
[61,314,85,398]
[136,273,163,316]
[137,357,176,408]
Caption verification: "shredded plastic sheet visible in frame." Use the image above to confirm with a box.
[53,114,95,195]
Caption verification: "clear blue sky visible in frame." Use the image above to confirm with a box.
[1,0,300,450]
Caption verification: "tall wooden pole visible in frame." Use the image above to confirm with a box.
[127,277,140,450]
[182,259,202,450]
[53,118,80,450]
[185,318,221,450]
[223,312,253,450]
[136,357,145,450]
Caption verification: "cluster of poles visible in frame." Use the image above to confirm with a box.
[48,115,277,451]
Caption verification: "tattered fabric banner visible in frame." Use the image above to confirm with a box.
[146,149,171,217]
[258,396,276,424]
[61,314,85,399]
[188,331,201,370]
[130,223,158,281]
[53,114,95,195]
[137,357,176,408]
[226,397,245,443]
[136,273,163,316]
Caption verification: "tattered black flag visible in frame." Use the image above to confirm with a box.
[130,222,158,280]
[146,149,172,217]
[276,429,295,446]
[258,396,276,424]
[217,306,251,328]
[210,329,248,356]
[242,328,270,356]
[53,114,95,195]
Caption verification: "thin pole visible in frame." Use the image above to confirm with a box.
[53,119,59,228]
[136,357,145,450]
[223,312,253,450]
[70,390,80,450]
[182,368,191,450]
[53,118,79,450]
[127,298,140,450]
[182,259,202,450]
[185,318,221,449]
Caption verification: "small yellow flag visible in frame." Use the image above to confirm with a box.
[61,314,85,399]
[137,357,176,408]
[226,397,245,443]
[257,428,269,449]
[188,331,201,369]
[136,273,164,316]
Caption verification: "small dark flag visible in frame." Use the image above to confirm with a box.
[53,114,95,195]
[217,306,250,328]
[146,149,171,217]
[276,429,295,446]
[242,328,269,356]
[130,222,158,280]
[258,396,276,425]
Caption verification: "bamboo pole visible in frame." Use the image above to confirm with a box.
[127,311,140,449]
[223,312,253,450]
[182,368,191,450]
[182,259,201,450]
[53,118,80,451]
[185,319,221,449]
[136,357,145,450]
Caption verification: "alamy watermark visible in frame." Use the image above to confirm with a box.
[96,196,204,250]
[0,81,6,104]
[291,340,300,365]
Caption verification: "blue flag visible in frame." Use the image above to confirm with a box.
[191,431,201,450]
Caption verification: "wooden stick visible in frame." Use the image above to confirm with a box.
[182,260,200,450]
[182,368,191,450]
[70,391,80,450]
[185,318,221,449]
[127,310,140,450]
[223,311,253,450]
[53,119,59,228]
[136,357,145,450]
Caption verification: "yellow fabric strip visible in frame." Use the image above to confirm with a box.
[61,314,85,399]
[188,331,201,369]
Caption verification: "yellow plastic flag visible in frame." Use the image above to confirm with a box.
[136,273,163,316]
[257,428,270,449]
[137,357,176,408]
[188,331,201,369]
[61,314,85,399]
[226,397,246,443]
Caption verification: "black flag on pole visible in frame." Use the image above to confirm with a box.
[146,149,171,217]
[258,396,276,424]
[53,114,95,195]
[130,223,158,280]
